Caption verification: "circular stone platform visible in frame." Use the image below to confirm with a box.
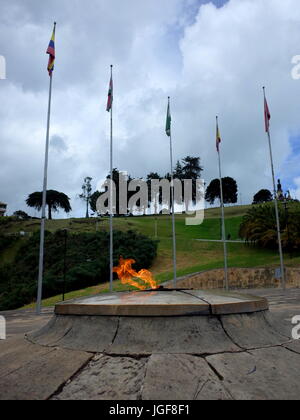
[27,289,271,355]
[25,290,300,401]
[54,289,268,316]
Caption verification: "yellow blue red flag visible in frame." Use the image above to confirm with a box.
[216,118,221,152]
[46,23,56,76]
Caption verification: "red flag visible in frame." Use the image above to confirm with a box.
[264,96,271,133]
[106,75,113,112]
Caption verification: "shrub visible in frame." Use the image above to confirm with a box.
[239,202,300,251]
[0,230,158,310]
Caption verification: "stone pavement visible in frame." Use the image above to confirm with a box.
[0,288,300,400]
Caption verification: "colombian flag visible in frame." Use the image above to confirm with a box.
[47,23,56,76]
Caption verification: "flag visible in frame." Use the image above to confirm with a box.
[46,24,56,76]
[264,95,271,133]
[216,119,221,152]
[166,98,171,137]
[106,75,113,112]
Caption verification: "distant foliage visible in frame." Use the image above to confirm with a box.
[26,190,72,220]
[0,234,17,253]
[239,202,300,250]
[252,189,273,205]
[0,230,158,311]
[205,177,238,205]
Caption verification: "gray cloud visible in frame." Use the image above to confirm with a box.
[0,0,300,218]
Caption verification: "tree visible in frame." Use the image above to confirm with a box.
[146,172,162,210]
[90,191,101,215]
[173,161,183,180]
[96,169,134,216]
[26,190,72,220]
[181,156,203,211]
[253,189,273,205]
[181,156,203,181]
[13,210,30,220]
[79,177,93,218]
[205,177,238,205]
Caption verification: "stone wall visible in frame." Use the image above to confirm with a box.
[166,267,300,290]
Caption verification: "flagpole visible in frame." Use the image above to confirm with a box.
[216,116,229,291]
[263,87,285,290]
[36,23,56,314]
[109,65,113,293]
[168,97,177,288]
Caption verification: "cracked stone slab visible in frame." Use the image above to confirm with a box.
[142,354,232,400]
[283,339,300,354]
[264,310,296,339]
[0,337,54,378]
[0,338,91,400]
[55,291,210,316]
[108,316,239,355]
[27,315,73,346]
[53,354,148,400]
[186,290,268,315]
[55,290,267,317]
[27,315,119,352]
[207,346,300,400]
[220,311,289,349]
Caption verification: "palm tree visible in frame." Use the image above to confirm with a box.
[26,190,72,220]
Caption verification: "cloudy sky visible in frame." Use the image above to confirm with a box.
[1,0,300,217]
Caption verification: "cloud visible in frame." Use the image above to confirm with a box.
[50,134,68,152]
[0,0,300,217]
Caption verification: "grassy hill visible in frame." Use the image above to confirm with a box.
[1,204,299,308]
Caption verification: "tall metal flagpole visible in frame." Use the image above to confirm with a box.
[36,22,56,315]
[263,87,285,290]
[167,97,177,288]
[109,65,114,292]
[216,116,229,291]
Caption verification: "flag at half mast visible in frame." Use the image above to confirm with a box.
[46,23,56,76]
[106,73,113,112]
[216,117,221,152]
[166,97,171,137]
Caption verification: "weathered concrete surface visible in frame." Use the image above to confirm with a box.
[0,337,92,400]
[53,354,148,400]
[108,316,239,355]
[220,312,289,349]
[55,290,267,317]
[207,346,300,400]
[28,315,119,352]
[0,308,53,339]
[186,290,268,315]
[141,354,232,400]
[0,288,300,400]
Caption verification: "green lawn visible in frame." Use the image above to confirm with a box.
[1,204,299,309]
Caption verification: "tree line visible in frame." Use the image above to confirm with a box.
[21,155,283,219]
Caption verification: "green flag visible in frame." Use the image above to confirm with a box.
[166,98,171,137]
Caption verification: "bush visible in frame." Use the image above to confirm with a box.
[0,234,17,253]
[239,202,300,250]
[0,230,158,310]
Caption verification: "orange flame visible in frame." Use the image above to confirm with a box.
[113,257,157,290]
